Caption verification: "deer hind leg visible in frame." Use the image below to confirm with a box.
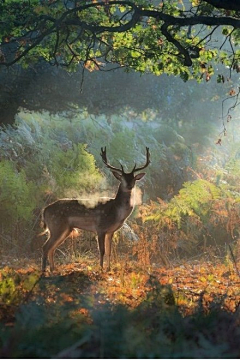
[42,226,71,272]
[105,232,113,271]
[97,232,106,269]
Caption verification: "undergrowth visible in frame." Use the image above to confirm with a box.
[0,261,239,358]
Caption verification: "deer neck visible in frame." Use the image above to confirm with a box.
[115,184,135,209]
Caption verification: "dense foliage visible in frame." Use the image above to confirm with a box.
[1,1,240,80]
[140,179,239,262]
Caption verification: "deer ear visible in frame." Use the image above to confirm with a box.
[134,172,145,181]
[112,171,122,181]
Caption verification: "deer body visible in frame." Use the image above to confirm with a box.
[41,147,150,272]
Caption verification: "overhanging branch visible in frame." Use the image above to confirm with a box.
[1,0,240,68]
[204,0,240,11]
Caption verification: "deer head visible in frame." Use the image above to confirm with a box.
[100,146,151,191]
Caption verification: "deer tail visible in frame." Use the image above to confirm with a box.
[38,227,48,237]
[38,209,49,237]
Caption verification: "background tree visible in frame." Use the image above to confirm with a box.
[0,61,233,126]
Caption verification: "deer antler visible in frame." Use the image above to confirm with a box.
[100,147,123,174]
[132,147,151,173]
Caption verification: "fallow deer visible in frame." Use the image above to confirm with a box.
[41,147,150,272]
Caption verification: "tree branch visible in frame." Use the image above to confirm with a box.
[1,0,240,69]
[61,2,240,30]
[139,9,240,28]
[204,0,240,11]
[161,23,193,66]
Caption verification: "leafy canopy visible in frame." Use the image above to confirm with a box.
[0,1,240,81]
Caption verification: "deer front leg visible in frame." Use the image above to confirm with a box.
[105,232,113,271]
[42,243,49,272]
[97,232,106,269]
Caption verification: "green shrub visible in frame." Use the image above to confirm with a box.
[0,160,38,224]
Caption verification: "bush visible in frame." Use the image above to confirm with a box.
[0,160,37,224]
[140,179,240,260]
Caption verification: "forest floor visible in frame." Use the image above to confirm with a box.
[0,256,239,358]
